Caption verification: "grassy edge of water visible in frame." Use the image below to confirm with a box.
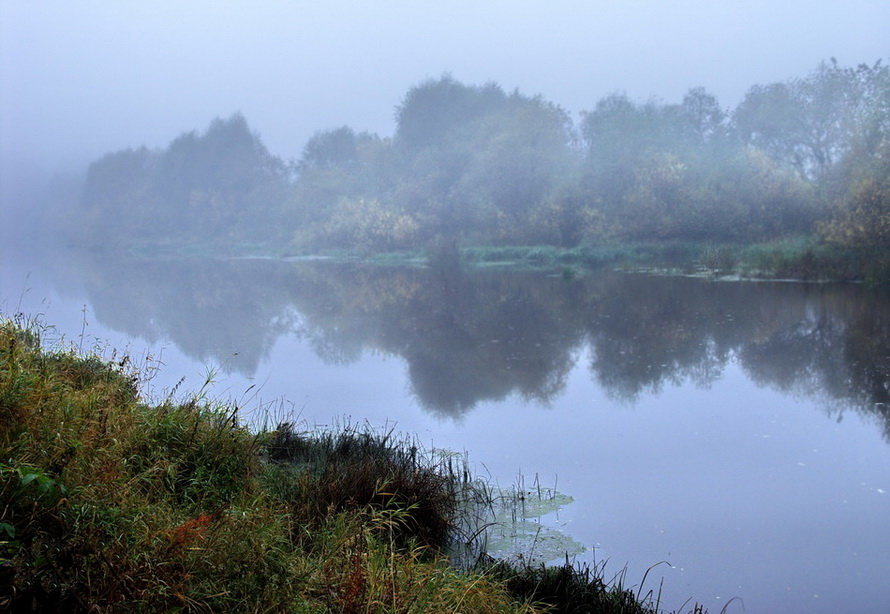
[463,239,890,283]
[0,315,704,613]
[120,236,889,284]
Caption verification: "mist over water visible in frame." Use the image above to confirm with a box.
[3,2,889,222]
[3,3,890,612]
[3,250,889,613]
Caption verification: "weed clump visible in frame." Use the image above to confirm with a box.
[265,422,461,551]
[481,557,681,614]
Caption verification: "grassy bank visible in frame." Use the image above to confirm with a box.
[0,316,697,613]
[463,238,890,283]
[733,238,890,283]
[110,234,888,284]
[461,243,704,272]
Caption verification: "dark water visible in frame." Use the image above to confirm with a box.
[2,250,889,613]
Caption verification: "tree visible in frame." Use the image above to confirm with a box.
[80,114,289,245]
[80,147,158,244]
[734,59,890,182]
[394,75,506,150]
[453,93,576,241]
[580,93,685,212]
[821,140,890,251]
[392,77,576,245]
[152,113,288,240]
[679,87,726,143]
[298,126,362,172]
[286,127,395,242]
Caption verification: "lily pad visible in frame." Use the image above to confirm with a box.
[481,487,585,565]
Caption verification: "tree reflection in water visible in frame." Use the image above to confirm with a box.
[56,252,889,433]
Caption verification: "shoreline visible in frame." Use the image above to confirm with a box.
[93,236,890,285]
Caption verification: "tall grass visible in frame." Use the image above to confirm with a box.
[737,237,889,282]
[461,243,718,273]
[461,244,633,269]
[482,557,669,614]
[263,421,475,551]
[0,315,704,612]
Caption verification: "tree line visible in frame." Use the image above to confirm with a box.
[76,59,889,261]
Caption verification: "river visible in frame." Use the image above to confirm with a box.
[2,248,888,613]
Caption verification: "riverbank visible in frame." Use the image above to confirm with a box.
[116,235,889,284]
[452,239,887,283]
[0,316,699,613]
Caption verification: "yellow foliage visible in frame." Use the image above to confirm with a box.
[322,197,420,252]
[821,158,890,249]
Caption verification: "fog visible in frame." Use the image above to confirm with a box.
[2,5,890,611]
[2,1,888,189]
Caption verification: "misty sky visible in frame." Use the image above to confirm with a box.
[2,0,889,187]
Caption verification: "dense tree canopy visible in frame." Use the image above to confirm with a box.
[79,113,288,246]
[734,59,889,182]
[78,60,888,277]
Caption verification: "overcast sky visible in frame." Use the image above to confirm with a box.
[2,0,889,186]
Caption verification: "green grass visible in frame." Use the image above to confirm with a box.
[462,242,713,273]
[482,558,679,614]
[735,237,890,283]
[263,421,473,552]
[462,244,623,269]
[459,239,890,284]
[126,234,889,284]
[108,230,890,285]
[0,315,705,612]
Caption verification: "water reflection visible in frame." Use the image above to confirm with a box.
[37,251,890,431]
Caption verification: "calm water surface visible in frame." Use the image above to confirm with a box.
[2,249,888,614]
